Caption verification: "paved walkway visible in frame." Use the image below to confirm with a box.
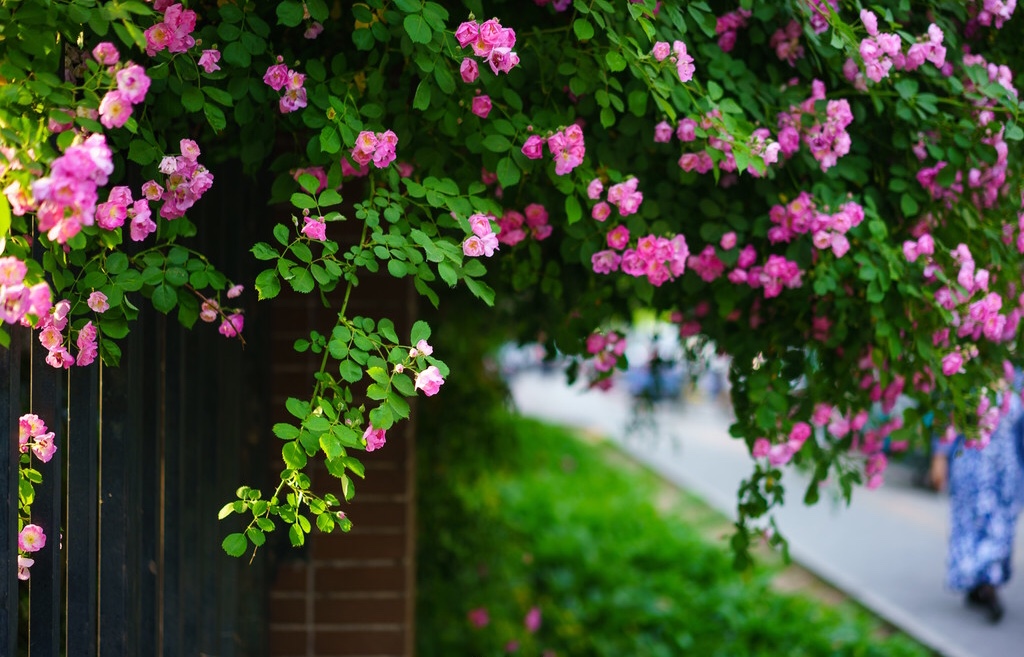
[509,370,1024,657]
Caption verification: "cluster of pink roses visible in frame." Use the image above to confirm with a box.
[199,285,245,339]
[776,79,853,172]
[462,213,500,257]
[19,413,56,464]
[585,330,627,374]
[805,0,838,34]
[715,8,751,52]
[856,10,946,84]
[36,299,98,368]
[651,40,695,83]
[154,139,215,221]
[587,177,643,221]
[495,204,551,246]
[91,43,152,130]
[733,253,803,299]
[766,194,864,259]
[521,124,585,176]
[454,18,519,77]
[591,231,690,288]
[0,256,53,327]
[770,20,804,66]
[971,0,1017,29]
[32,134,114,244]
[913,55,1014,212]
[264,59,308,113]
[351,130,398,169]
[96,184,154,241]
[144,2,197,56]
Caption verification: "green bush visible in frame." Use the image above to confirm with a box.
[417,411,933,657]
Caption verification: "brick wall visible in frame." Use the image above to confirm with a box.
[266,267,417,657]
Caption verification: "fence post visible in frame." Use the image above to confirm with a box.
[0,328,23,657]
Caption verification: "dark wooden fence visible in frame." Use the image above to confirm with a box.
[1,315,272,656]
[1,164,273,656]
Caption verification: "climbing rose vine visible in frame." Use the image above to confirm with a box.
[2,0,1024,563]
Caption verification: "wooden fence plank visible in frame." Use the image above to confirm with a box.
[66,363,100,656]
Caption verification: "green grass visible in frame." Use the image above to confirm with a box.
[417,411,935,657]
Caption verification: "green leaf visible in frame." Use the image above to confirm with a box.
[900,193,919,217]
[410,320,431,344]
[573,18,594,41]
[565,195,582,225]
[252,243,279,260]
[246,528,266,547]
[255,270,281,300]
[273,423,300,439]
[181,86,204,112]
[282,441,307,469]
[0,194,12,239]
[482,134,511,153]
[404,14,432,44]
[319,189,342,207]
[276,0,304,27]
[221,533,248,557]
[152,284,177,313]
[438,262,457,286]
[290,192,317,210]
[496,156,520,188]
[339,360,363,383]
[413,79,431,110]
[320,125,341,153]
[605,51,627,72]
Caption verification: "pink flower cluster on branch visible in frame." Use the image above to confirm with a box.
[36,298,105,368]
[776,79,853,171]
[462,213,500,256]
[715,9,751,52]
[495,204,551,246]
[19,413,56,463]
[92,43,152,129]
[521,124,585,176]
[767,193,863,258]
[651,40,695,83]
[0,256,53,327]
[587,177,643,221]
[32,134,114,243]
[264,59,308,113]
[855,10,946,84]
[151,139,215,222]
[454,18,519,76]
[770,20,805,66]
[351,130,398,169]
[585,330,627,374]
[144,3,197,56]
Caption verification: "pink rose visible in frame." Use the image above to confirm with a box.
[415,365,445,396]
[460,58,479,83]
[471,95,492,118]
[521,135,545,159]
[363,425,387,452]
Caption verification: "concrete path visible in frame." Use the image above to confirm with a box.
[509,370,1024,657]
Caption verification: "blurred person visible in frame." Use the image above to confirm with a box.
[929,388,1024,623]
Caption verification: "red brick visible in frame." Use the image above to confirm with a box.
[314,628,406,656]
[311,531,407,560]
[314,597,406,624]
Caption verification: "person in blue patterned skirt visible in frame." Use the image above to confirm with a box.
[929,391,1024,623]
